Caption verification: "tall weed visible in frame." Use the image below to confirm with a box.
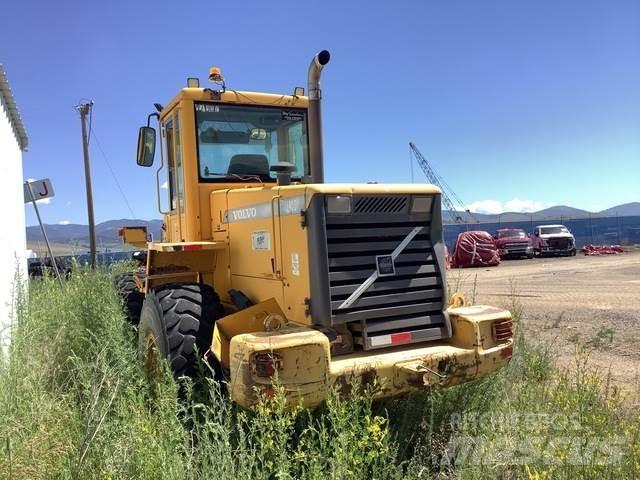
[0,266,638,479]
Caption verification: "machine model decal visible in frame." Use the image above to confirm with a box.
[224,195,306,223]
[291,253,300,276]
[251,230,271,251]
[281,110,304,121]
[195,103,220,113]
[278,195,305,216]
[336,226,424,310]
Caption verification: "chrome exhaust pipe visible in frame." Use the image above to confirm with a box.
[308,50,330,183]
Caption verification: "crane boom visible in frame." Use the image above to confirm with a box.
[409,142,477,224]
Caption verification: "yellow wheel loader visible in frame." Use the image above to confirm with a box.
[117,50,513,408]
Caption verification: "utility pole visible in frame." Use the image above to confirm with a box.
[76,102,97,269]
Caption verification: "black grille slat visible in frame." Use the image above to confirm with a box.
[326,225,431,240]
[333,302,443,323]
[329,264,437,283]
[326,213,431,225]
[330,289,442,311]
[327,239,432,255]
[330,276,441,297]
[350,313,445,333]
[328,252,434,269]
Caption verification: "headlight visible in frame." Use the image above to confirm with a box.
[411,196,433,213]
[326,195,351,214]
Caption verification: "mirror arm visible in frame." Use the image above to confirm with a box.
[147,112,159,128]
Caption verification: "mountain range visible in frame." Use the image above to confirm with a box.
[447,202,640,224]
[26,203,640,249]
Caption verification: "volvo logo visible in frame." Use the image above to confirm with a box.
[375,255,396,277]
[231,207,258,221]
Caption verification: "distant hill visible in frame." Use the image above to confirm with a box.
[27,219,163,250]
[599,202,640,217]
[447,203,639,224]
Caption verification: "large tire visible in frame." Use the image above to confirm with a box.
[138,283,224,378]
[115,272,146,325]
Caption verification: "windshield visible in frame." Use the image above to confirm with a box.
[540,226,569,235]
[195,102,308,182]
[497,230,525,238]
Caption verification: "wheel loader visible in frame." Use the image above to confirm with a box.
[117,50,514,408]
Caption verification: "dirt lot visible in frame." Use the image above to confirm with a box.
[451,248,640,396]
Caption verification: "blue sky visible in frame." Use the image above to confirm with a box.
[2,0,638,225]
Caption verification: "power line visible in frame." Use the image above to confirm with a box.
[90,130,137,219]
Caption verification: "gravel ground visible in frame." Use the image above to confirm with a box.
[449,247,640,397]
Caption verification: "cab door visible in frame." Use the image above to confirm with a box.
[163,111,186,242]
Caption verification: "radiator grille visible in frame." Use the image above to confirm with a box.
[354,196,408,214]
[325,195,449,350]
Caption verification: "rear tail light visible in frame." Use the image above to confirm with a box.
[252,352,283,377]
[492,319,513,341]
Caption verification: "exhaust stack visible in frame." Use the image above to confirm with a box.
[308,50,330,183]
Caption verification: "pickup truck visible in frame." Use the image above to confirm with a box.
[494,228,534,259]
[532,224,577,256]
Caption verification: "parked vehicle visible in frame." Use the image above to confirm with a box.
[494,228,534,259]
[532,224,577,256]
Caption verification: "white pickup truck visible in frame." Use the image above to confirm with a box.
[533,224,577,256]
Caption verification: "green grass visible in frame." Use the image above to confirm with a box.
[1,266,638,479]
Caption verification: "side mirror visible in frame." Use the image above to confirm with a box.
[136,126,156,167]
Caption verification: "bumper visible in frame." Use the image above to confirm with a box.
[539,246,574,254]
[227,305,513,409]
[500,246,533,257]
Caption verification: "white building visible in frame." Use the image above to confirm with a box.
[0,64,28,350]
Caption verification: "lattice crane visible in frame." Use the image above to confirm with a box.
[409,142,478,224]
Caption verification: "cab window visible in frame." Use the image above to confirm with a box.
[195,102,309,182]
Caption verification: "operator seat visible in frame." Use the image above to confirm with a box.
[227,154,270,178]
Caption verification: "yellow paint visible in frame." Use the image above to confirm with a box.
[118,226,148,248]
[213,298,286,369]
[228,304,513,409]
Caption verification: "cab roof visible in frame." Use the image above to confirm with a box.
[161,88,309,119]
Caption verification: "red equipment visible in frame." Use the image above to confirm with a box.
[450,231,501,268]
[581,245,624,256]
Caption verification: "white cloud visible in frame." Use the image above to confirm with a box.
[58,220,70,225]
[465,200,503,214]
[466,198,556,214]
[504,198,547,213]
[160,180,168,189]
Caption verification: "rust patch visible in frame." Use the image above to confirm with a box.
[334,374,350,397]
